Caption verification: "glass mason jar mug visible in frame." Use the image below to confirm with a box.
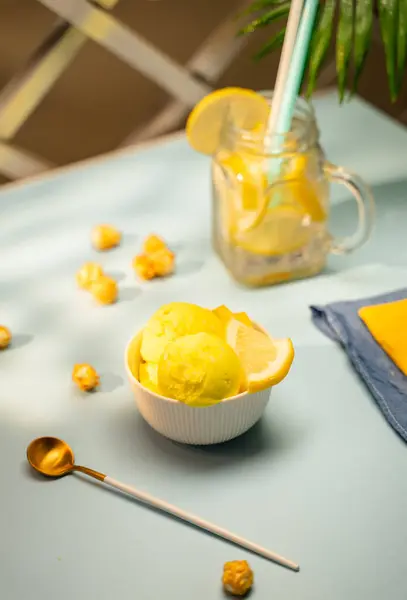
[211,93,375,287]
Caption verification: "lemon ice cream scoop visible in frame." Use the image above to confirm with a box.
[157,332,242,407]
[139,362,159,393]
[141,302,223,363]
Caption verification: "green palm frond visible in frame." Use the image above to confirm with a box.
[238,0,407,102]
[353,0,373,95]
[307,0,335,96]
[238,3,291,36]
[337,0,355,101]
[253,28,286,61]
[236,0,287,18]
[397,0,407,89]
[378,0,399,100]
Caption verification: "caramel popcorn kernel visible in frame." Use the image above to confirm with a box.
[90,275,118,304]
[91,224,121,251]
[150,249,175,277]
[142,234,167,255]
[132,254,156,281]
[0,325,12,350]
[76,262,104,290]
[72,364,99,391]
[222,560,253,597]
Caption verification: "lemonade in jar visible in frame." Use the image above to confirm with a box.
[187,88,374,287]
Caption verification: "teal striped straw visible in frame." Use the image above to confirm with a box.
[267,0,319,207]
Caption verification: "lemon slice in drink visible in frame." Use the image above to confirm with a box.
[186,88,270,155]
[226,319,294,392]
[232,204,311,256]
[218,152,267,212]
[214,150,269,238]
[284,154,327,222]
[233,158,326,237]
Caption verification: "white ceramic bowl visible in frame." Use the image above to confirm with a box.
[124,330,271,445]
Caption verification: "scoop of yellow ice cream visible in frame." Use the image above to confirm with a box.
[157,332,241,407]
[139,362,159,393]
[141,302,223,363]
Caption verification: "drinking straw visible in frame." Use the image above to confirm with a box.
[266,0,319,207]
[266,0,305,137]
[272,0,319,137]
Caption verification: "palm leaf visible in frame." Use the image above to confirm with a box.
[397,0,407,90]
[238,3,290,36]
[379,0,399,102]
[236,0,407,102]
[353,0,373,94]
[236,0,287,19]
[306,0,336,97]
[336,0,354,102]
[254,27,286,61]
[299,3,321,92]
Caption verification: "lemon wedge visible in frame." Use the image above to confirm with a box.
[213,305,253,328]
[186,88,270,156]
[226,319,294,392]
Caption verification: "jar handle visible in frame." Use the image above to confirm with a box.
[323,161,375,254]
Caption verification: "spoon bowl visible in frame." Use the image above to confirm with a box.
[27,437,74,477]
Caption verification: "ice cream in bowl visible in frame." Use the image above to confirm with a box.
[125,302,294,445]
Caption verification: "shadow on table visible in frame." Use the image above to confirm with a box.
[106,269,126,282]
[176,256,207,277]
[100,372,124,392]
[120,287,142,302]
[112,399,305,475]
[8,333,34,351]
[171,239,210,278]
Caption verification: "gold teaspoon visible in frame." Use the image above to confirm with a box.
[27,437,299,572]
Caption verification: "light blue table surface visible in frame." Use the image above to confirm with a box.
[1,92,407,600]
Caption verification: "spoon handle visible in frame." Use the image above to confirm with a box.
[75,465,105,481]
[102,475,299,572]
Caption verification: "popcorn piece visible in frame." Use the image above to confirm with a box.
[91,224,121,251]
[222,561,253,597]
[72,364,99,391]
[150,248,175,277]
[90,275,118,304]
[0,325,12,349]
[143,234,167,255]
[132,254,156,281]
[133,234,175,281]
[76,262,104,290]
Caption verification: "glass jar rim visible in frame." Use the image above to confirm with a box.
[222,91,317,155]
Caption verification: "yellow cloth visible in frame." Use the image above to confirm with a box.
[358,299,407,376]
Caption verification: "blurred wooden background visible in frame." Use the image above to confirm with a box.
[0,0,406,185]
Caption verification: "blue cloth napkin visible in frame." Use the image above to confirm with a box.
[310,288,407,442]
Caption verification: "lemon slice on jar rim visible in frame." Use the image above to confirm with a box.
[186,87,270,156]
